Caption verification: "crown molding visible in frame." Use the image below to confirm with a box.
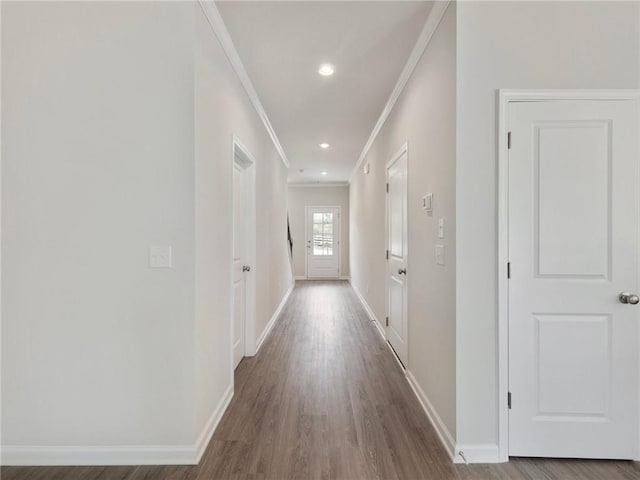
[199,1,290,168]
[288,182,349,188]
[348,1,451,184]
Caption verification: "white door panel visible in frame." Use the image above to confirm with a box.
[306,207,340,278]
[508,99,639,459]
[232,164,246,369]
[387,148,408,366]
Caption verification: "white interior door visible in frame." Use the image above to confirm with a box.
[306,206,340,278]
[232,163,246,369]
[386,148,408,366]
[508,98,639,459]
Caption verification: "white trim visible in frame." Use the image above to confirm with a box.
[0,2,3,459]
[294,275,307,281]
[193,384,234,463]
[255,282,294,354]
[405,371,456,462]
[339,276,350,281]
[1,385,234,466]
[288,183,349,188]
[497,89,640,462]
[499,89,640,102]
[454,444,501,465]
[349,280,386,341]
[198,1,289,168]
[348,1,450,184]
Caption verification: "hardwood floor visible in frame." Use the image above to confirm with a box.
[3,280,640,479]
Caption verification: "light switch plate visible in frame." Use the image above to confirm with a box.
[438,218,445,239]
[422,193,433,214]
[435,245,445,266]
[149,246,172,268]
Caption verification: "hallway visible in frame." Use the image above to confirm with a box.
[4,281,640,480]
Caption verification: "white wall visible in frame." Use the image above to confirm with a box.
[2,1,197,448]
[195,5,292,431]
[287,186,350,278]
[349,2,456,440]
[455,0,640,453]
[2,1,292,463]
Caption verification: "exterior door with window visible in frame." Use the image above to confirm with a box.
[306,206,340,278]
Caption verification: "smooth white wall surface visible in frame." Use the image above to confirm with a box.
[195,5,292,431]
[456,1,640,449]
[2,1,292,458]
[287,186,350,278]
[350,3,456,437]
[2,1,196,446]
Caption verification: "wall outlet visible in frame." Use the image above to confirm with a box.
[435,245,445,266]
[149,246,172,268]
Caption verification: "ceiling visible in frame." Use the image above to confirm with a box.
[216,1,434,184]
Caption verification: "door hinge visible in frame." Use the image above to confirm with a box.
[507,131,512,149]
[386,316,389,327]
[386,182,389,193]
[386,249,389,260]
[508,392,512,409]
[507,262,511,279]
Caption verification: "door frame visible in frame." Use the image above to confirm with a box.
[231,136,257,375]
[497,90,640,461]
[385,142,409,366]
[304,205,341,279]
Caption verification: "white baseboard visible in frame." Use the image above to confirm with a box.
[349,280,386,340]
[339,275,350,281]
[0,444,197,467]
[405,370,456,462]
[454,444,501,464]
[255,282,294,354]
[294,275,306,280]
[1,385,234,466]
[194,384,234,463]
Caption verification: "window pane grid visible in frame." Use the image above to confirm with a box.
[312,212,334,256]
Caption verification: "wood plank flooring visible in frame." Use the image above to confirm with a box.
[3,280,640,479]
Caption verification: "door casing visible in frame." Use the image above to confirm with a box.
[497,90,640,462]
[231,136,257,378]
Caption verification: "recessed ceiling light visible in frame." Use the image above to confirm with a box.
[321,171,328,176]
[319,143,330,149]
[318,63,335,76]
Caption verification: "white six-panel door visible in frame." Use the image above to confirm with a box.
[508,98,639,458]
[386,147,408,366]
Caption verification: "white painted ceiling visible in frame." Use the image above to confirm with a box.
[216,1,433,184]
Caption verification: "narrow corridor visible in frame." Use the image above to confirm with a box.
[3,281,640,479]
